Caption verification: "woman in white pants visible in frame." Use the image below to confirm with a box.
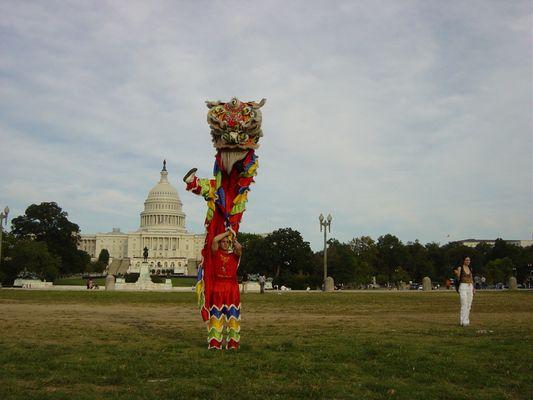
[454,257,475,326]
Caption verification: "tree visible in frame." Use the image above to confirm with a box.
[11,202,89,275]
[491,239,520,262]
[353,258,374,287]
[349,236,378,266]
[375,234,408,283]
[265,228,314,278]
[474,242,493,276]
[237,229,316,288]
[321,239,358,285]
[346,236,377,286]
[514,245,533,283]
[84,248,110,274]
[237,228,316,289]
[98,249,110,265]
[391,266,411,287]
[0,232,19,284]
[238,233,270,276]
[4,240,60,282]
[86,259,106,274]
[350,236,377,264]
[485,257,514,285]
[405,240,434,282]
[425,242,446,283]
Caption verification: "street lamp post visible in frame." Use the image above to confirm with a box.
[319,213,332,291]
[0,206,9,266]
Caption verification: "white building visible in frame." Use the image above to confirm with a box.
[457,239,533,248]
[79,162,205,276]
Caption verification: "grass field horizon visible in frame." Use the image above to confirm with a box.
[0,290,531,399]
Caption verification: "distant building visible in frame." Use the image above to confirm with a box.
[456,239,533,248]
[78,162,205,276]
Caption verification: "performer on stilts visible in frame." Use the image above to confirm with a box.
[183,97,266,350]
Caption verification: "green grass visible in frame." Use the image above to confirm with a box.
[169,277,196,287]
[54,277,107,286]
[0,290,531,399]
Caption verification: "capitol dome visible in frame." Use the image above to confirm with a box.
[140,161,186,232]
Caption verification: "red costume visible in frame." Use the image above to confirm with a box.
[185,151,257,349]
[184,97,265,350]
[207,249,241,349]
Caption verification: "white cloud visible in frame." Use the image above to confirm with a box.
[1,0,531,249]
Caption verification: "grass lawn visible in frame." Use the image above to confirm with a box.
[54,277,107,286]
[0,290,531,400]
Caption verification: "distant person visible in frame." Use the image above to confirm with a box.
[208,229,242,350]
[241,272,249,294]
[474,275,481,290]
[258,273,266,294]
[454,257,475,327]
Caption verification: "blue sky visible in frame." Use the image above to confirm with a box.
[1,0,531,250]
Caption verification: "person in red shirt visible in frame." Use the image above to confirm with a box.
[207,229,242,350]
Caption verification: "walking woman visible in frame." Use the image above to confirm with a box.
[454,257,475,326]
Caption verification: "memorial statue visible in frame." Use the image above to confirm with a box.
[184,97,266,350]
[143,246,149,262]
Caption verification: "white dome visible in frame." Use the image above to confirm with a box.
[147,175,180,200]
[140,162,186,232]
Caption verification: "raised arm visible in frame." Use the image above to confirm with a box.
[233,238,242,257]
[211,230,231,253]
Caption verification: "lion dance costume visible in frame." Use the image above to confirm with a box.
[184,97,266,350]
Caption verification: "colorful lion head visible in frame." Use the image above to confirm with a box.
[206,97,266,150]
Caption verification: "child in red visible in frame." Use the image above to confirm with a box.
[208,230,242,350]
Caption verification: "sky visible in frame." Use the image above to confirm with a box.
[1,0,531,250]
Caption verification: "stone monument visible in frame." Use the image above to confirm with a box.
[508,276,517,290]
[113,246,172,291]
[324,276,335,292]
[422,276,432,291]
[136,260,153,286]
[135,247,157,289]
[105,274,115,291]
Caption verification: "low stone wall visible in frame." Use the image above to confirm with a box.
[13,279,53,289]
[115,281,173,291]
[240,282,260,293]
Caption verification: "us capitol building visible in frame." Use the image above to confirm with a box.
[78,162,205,276]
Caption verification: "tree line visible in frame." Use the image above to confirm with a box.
[237,230,533,289]
[1,202,531,288]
